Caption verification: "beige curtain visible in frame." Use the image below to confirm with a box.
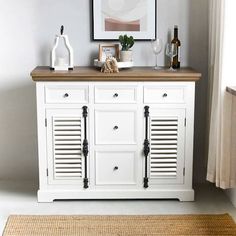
[207,0,236,189]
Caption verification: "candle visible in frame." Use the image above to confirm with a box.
[56,57,67,67]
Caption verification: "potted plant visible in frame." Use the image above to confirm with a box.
[119,34,134,62]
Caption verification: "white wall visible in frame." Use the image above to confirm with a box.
[0,0,209,182]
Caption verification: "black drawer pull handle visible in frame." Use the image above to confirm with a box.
[163,93,168,98]
[114,166,119,170]
[113,93,119,98]
[64,93,69,98]
[113,126,119,130]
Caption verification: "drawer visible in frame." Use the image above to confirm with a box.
[45,85,89,104]
[95,86,137,103]
[95,110,137,145]
[95,151,136,185]
[144,86,185,103]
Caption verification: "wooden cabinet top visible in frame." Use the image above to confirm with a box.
[31,66,201,82]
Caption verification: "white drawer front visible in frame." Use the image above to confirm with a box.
[95,151,136,185]
[45,85,88,104]
[95,86,137,103]
[144,86,185,103]
[95,110,137,145]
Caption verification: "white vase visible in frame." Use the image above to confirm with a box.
[120,50,133,62]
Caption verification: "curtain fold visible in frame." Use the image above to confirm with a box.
[207,0,236,189]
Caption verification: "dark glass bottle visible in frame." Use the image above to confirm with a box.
[171,26,181,69]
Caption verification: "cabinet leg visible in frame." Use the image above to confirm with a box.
[37,191,55,203]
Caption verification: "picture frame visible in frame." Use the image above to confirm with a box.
[92,0,157,41]
[98,44,120,62]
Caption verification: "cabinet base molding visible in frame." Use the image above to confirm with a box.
[37,189,195,203]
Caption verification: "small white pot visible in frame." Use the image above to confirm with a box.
[120,50,133,62]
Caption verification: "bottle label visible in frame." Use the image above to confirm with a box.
[178,46,181,63]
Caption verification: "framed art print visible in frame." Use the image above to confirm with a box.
[92,0,157,41]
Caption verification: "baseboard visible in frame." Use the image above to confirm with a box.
[226,188,236,207]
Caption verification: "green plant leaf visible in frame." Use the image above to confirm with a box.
[119,34,135,51]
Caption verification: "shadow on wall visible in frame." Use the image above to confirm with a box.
[187,0,209,184]
[0,82,38,181]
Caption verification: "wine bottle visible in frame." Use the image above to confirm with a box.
[171,25,181,69]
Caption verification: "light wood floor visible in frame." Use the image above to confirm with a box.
[0,181,235,234]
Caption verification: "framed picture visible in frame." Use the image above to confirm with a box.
[98,44,120,61]
[92,0,157,41]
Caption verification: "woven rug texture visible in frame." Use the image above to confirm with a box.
[3,214,236,236]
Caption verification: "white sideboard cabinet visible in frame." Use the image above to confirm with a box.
[31,67,201,202]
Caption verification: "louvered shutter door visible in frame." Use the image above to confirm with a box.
[148,108,185,184]
[46,109,84,185]
[53,117,82,179]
